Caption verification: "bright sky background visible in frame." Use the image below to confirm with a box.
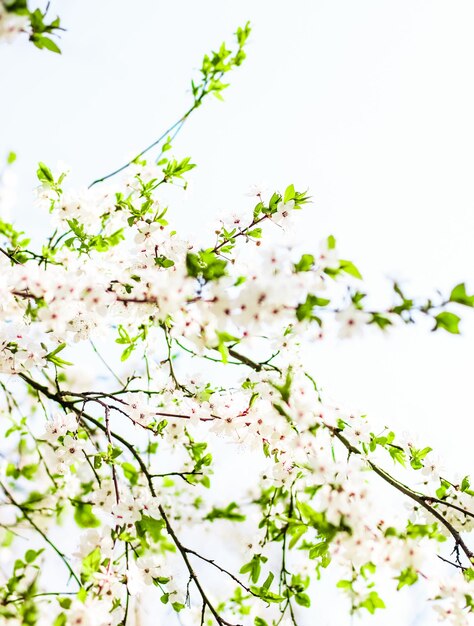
[1,2,474,624]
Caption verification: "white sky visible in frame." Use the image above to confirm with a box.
[1,2,474,624]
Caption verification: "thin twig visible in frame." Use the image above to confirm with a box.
[0,481,80,586]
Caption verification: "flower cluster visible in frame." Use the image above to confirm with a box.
[0,17,473,626]
[0,3,28,42]
[0,0,61,51]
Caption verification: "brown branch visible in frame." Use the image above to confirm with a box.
[212,215,268,254]
[329,427,474,564]
[17,373,241,626]
[419,495,474,520]
[219,355,474,565]
[184,547,254,596]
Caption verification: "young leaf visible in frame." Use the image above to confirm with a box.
[434,311,461,334]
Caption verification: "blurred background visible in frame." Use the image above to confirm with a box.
[1,2,473,624]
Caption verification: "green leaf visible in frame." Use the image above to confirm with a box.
[240,554,267,584]
[309,541,329,560]
[395,566,418,590]
[434,311,461,334]
[266,192,282,214]
[3,0,28,13]
[36,36,61,54]
[19,463,38,480]
[6,462,20,479]
[81,547,101,582]
[163,156,196,181]
[409,446,432,470]
[122,462,139,486]
[7,151,16,164]
[215,330,239,364]
[154,255,175,268]
[339,259,363,279]
[359,591,386,614]
[284,184,295,203]
[370,313,392,330]
[288,523,307,549]
[261,571,274,591]
[37,162,54,184]
[57,597,72,610]
[186,250,227,282]
[449,283,474,307]
[406,521,446,542]
[25,548,44,563]
[336,579,353,590]
[77,587,87,602]
[45,342,73,367]
[271,369,292,404]
[360,561,376,577]
[139,516,165,542]
[465,568,474,582]
[296,294,330,322]
[205,502,246,522]
[121,344,135,361]
[294,254,314,272]
[45,342,67,359]
[388,445,406,466]
[249,585,285,603]
[73,503,100,529]
[297,502,343,541]
[436,478,451,499]
[295,592,311,607]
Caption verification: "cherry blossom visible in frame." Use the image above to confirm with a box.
[0,15,472,626]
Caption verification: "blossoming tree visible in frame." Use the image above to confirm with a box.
[0,6,473,626]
